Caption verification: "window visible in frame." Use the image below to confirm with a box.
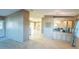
[0,21,4,30]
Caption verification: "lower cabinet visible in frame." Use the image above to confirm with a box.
[52,31,72,42]
[43,30,72,42]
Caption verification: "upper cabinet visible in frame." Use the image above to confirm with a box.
[42,16,76,33]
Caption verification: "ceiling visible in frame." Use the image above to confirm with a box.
[0,9,79,17]
[29,9,79,18]
[0,9,20,16]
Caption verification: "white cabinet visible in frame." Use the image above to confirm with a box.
[52,31,72,42]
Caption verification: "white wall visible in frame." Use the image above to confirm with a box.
[6,12,24,42]
[75,21,79,38]
[42,17,53,39]
[0,18,6,41]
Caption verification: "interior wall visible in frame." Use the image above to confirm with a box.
[75,21,79,48]
[75,21,79,38]
[22,10,29,42]
[0,10,29,42]
[75,16,79,48]
[42,16,53,39]
[6,11,24,42]
[0,18,6,41]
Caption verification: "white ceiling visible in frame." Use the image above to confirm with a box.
[29,9,79,18]
[0,9,20,16]
[0,9,79,17]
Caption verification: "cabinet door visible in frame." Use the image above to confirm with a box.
[68,21,73,28]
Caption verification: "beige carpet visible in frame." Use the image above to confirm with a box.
[0,39,75,49]
[26,32,74,49]
[23,39,74,49]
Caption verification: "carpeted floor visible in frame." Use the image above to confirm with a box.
[0,32,75,49]
[0,39,75,49]
[0,39,23,49]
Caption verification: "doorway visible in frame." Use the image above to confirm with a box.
[29,21,42,40]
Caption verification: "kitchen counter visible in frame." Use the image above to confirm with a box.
[52,31,73,42]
